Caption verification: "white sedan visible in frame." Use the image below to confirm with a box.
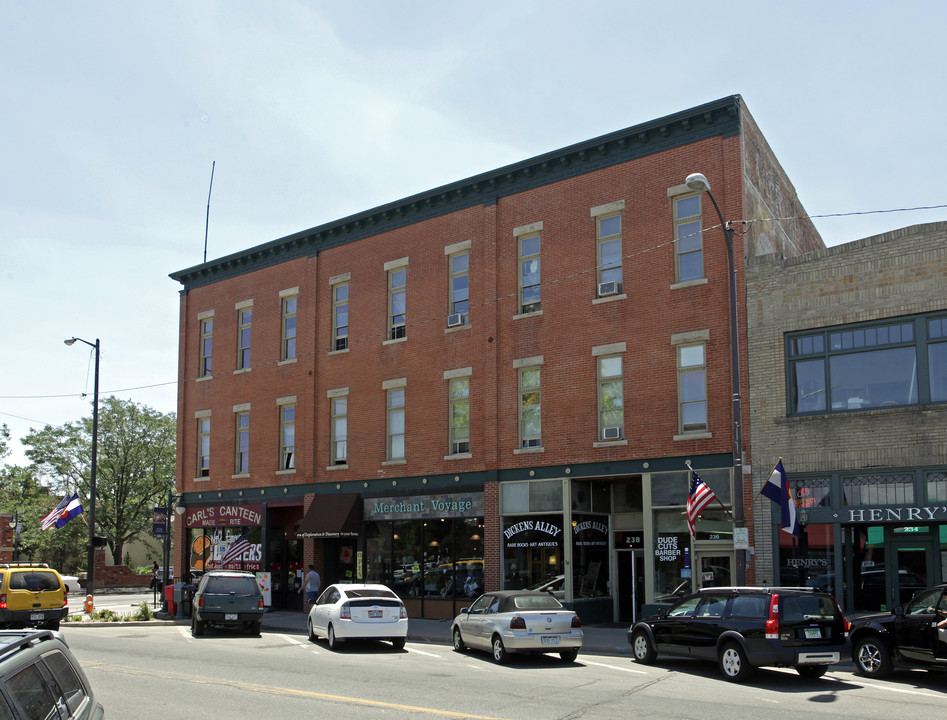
[307,583,408,650]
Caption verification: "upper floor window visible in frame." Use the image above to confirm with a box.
[235,410,250,474]
[519,233,541,314]
[388,264,407,340]
[787,313,947,415]
[280,403,295,471]
[449,376,470,455]
[594,205,623,296]
[387,387,406,460]
[333,282,349,351]
[199,314,213,377]
[236,304,252,370]
[197,415,210,478]
[518,366,542,448]
[674,194,703,282]
[597,354,624,440]
[331,394,348,465]
[678,343,707,433]
[448,251,469,326]
[281,292,297,361]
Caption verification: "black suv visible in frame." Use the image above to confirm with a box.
[191,570,264,637]
[629,587,849,682]
[0,629,104,718]
[849,583,947,677]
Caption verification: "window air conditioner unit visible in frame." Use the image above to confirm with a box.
[598,281,620,297]
[602,426,622,440]
[447,313,464,327]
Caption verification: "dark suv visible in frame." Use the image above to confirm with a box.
[629,587,849,682]
[191,570,264,637]
[849,583,947,677]
[0,629,104,718]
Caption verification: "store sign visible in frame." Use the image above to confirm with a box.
[846,505,947,524]
[615,532,644,549]
[186,504,263,528]
[364,493,483,521]
[572,520,608,547]
[504,520,562,548]
[655,534,687,563]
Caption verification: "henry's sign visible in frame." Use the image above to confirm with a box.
[186,504,263,528]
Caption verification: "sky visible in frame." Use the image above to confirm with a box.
[1,1,945,467]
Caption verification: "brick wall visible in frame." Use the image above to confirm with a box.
[746,222,947,582]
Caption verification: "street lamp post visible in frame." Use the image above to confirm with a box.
[64,336,100,608]
[684,173,745,585]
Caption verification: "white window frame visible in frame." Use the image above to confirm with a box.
[674,192,704,283]
[677,342,708,434]
[447,243,470,327]
[385,259,408,342]
[517,230,541,315]
[446,368,472,457]
[592,201,624,295]
[384,379,407,462]
[234,406,250,475]
[196,410,211,479]
[198,311,214,378]
[594,343,626,442]
[236,301,253,371]
[280,288,298,361]
[328,387,349,467]
[277,397,296,471]
[518,365,542,450]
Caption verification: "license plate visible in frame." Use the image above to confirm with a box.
[804,627,822,639]
[30,613,44,621]
[225,613,238,621]
[368,609,383,619]
[540,635,560,646]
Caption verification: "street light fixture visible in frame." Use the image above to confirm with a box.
[64,336,100,609]
[684,173,745,585]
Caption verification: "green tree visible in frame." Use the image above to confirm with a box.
[23,398,176,566]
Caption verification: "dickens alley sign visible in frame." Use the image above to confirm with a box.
[186,504,263,528]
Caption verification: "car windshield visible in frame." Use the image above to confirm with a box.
[344,589,397,599]
[204,577,259,595]
[511,595,563,610]
[9,572,60,591]
[780,594,839,622]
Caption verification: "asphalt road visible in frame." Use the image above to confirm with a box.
[62,623,945,720]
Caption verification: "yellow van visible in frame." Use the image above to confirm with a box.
[0,563,68,631]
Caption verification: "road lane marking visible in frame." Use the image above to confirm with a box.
[582,660,648,674]
[83,662,512,719]
[407,647,442,658]
[176,626,192,642]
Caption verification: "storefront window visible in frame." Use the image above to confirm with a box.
[571,481,611,513]
[613,477,642,512]
[777,523,834,590]
[653,510,690,600]
[503,514,563,590]
[928,471,947,502]
[842,475,914,505]
[571,515,609,597]
[651,469,731,507]
[792,477,832,509]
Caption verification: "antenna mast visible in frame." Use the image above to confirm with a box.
[203,161,216,263]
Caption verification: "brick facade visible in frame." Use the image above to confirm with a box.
[171,96,823,616]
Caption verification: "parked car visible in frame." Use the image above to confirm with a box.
[191,570,264,637]
[849,583,947,677]
[628,587,849,682]
[451,590,583,664]
[307,583,408,650]
[0,629,104,718]
[0,563,68,631]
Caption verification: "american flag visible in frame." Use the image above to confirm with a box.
[40,495,71,531]
[686,469,717,538]
[220,533,250,567]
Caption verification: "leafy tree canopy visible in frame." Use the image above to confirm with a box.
[21,398,176,567]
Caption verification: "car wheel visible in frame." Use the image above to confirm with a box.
[45,620,60,632]
[327,624,341,651]
[853,636,893,678]
[391,637,406,650]
[491,635,509,665]
[191,614,205,637]
[559,648,579,663]
[631,629,657,664]
[452,628,466,653]
[719,642,754,682]
[796,664,828,679]
[251,620,262,637]
[307,617,317,643]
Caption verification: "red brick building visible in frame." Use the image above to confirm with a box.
[170,95,823,621]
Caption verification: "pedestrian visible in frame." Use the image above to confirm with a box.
[300,564,321,610]
[149,561,159,590]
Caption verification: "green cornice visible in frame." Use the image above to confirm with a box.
[171,96,741,291]
[178,452,733,507]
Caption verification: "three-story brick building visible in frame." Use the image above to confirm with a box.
[170,95,823,621]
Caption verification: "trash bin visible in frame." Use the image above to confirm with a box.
[173,582,186,618]
[164,584,177,617]
[180,584,195,618]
